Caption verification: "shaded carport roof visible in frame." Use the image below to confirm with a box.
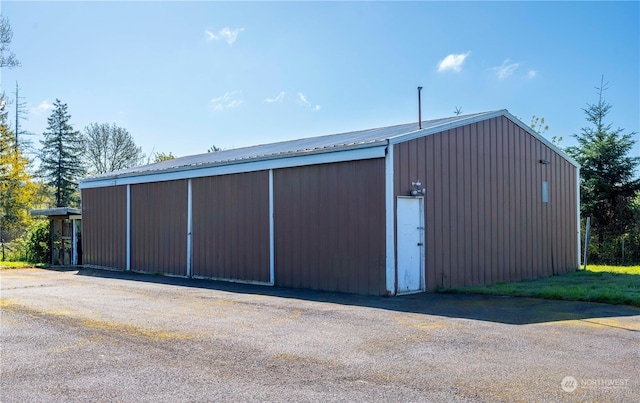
[31,207,82,217]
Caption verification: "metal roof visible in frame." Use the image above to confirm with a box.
[82,110,499,184]
[80,109,578,189]
[31,207,82,217]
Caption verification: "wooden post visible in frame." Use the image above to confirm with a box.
[72,219,77,265]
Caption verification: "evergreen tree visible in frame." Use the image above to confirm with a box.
[39,99,84,207]
[14,81,33,154]
[566,77,640,246]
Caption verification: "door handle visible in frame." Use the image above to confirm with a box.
[417,243,423,246]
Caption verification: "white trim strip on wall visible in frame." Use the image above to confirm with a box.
[385,144,396,295]
[187,179,193,278]
[269,169,275,285]
[419,197,425,291]
[80,146,387,189]
[576,166,581,268]
[126,184,131,271]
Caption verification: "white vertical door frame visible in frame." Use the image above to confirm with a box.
[126,184,131,271]
[269,169,275,285]
[187,179,193,278]
[72,219,78,265]
[576,166,581,268]
[385,144,396,295]
[419,198,425,291]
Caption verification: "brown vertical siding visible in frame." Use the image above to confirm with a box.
[274,159,386,295]
[191,171,270,282]
[81,186,127,269]
[130,180,187,276]
[394,116,578,291]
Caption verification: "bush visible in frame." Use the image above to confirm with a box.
[4,219,50,264]
[584,235,640,266]
[581,200,640,266]
[3,237,23,261]
[26,219,50,263]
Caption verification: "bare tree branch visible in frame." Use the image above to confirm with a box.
[82,123,143,174]
[0,15,20,68]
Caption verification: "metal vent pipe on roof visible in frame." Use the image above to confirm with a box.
[417,86,423,129]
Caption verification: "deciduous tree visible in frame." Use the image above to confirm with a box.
[0,93,36,248]
[0,15,20,68]
[82,122,143,174]
[152,152,175,162]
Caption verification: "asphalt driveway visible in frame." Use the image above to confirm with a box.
[1,268,638,402]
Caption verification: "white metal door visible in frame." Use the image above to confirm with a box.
[396,197,424,294]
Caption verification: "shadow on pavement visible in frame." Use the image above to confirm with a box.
[75,267,640,326]
[41,265,81,272]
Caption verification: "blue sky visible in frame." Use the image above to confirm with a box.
[2,1,639,161]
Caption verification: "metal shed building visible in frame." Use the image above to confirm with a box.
[79,110,580,296]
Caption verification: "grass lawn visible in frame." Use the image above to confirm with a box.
[0,261,39,269]
[444,265,640,307]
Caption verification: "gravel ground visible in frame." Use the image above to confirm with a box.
[1,268,639,402]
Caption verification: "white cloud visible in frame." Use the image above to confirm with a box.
[205,27,244,46]
[225,99,243,108]
[493,59,520,80]
[297,92,311,106]
[297,92,320,111]
[437,52,470,73]
[210,91,243,111]
[265,91,285,103]
[31,100,54,115]
[527,69,537,79]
